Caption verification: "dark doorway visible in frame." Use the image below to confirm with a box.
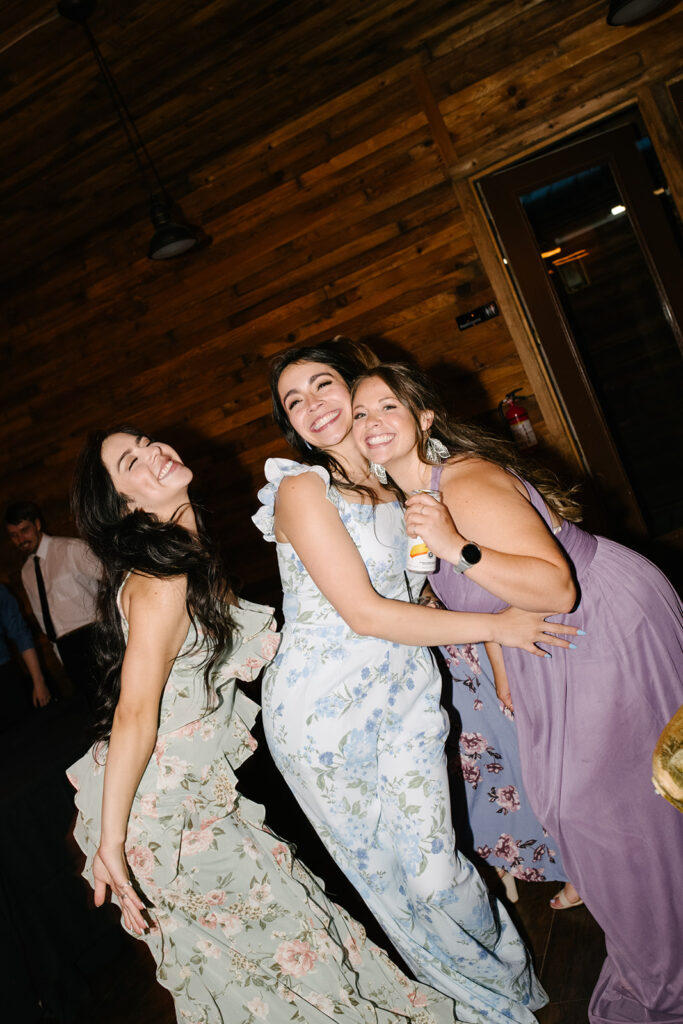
[479,112,683,549]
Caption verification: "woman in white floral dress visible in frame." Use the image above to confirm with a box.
[254,339,578,1024]
[67,425,465,1024]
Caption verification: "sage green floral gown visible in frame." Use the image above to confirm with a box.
[68,598,459,1024]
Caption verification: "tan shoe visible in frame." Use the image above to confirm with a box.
[550,886,584,910]
[495,868,519,903]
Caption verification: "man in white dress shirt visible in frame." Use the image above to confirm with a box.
[4,500,101,707]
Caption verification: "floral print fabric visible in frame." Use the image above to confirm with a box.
[68,599,459,1024]
[253,459,546,1024]
[441,642,565,882]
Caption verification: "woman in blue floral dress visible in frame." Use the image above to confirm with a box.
[439,640,565,893]
[254,338,578,1023]
[67,425,467,1024]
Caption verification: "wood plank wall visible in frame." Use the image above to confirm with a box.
[2,0,682,608]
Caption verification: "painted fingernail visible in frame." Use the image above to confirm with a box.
[569,643,577,649]
[577,629,586,635]
[544,652,551,658]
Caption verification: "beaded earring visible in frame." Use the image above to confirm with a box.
[425,436,449,464]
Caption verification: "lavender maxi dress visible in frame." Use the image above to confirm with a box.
[428,466,683,1024]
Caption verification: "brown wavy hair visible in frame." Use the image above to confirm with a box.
[269,336,386,501]
[352,362,582,523]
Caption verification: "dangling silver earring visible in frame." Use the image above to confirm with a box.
[369,461,388,484]
[426,436,449,464]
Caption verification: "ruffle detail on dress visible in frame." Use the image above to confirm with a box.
[210,600,280,772]
[67,599,281,889]
[218,599,280,684]
[252,458,342,542]
[69,745,109,883]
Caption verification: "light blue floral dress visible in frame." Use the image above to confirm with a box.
[253,459,546,1024]
[68,596,461,1024]
[441,641,566,882]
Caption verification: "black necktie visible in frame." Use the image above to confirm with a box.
[33,555,57,643]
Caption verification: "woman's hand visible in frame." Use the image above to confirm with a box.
[93,843,147,935]
[485,642,515,714]
[491,606,581,657]
[404,492,463,560]
[31,678,51,708]
[495,675,515,713]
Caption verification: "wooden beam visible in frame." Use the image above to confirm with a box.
[637,80,683,228]
[410,66,582,468]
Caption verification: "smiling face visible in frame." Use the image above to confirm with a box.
[100,432,194,521]
[277,360,353,450]
[6,518,42,556]
[352,375,432,470]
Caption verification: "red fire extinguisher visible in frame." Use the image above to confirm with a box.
[499,389,538,451]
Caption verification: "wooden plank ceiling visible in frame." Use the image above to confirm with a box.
[1,0,509,281]
[1,0,682,601]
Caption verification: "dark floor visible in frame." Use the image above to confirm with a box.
[513,878,605,1023]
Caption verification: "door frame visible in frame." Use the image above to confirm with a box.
[478,122,683,537]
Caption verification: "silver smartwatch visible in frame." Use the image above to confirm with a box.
[452,541,482,574]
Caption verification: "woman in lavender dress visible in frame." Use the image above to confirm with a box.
[352,363,683,1024]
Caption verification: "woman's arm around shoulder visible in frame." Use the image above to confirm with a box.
[273,466,578,653]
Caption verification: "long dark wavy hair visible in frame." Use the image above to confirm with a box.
[71,426,236,742]
[270,335,383,501]
[352,363,583,522]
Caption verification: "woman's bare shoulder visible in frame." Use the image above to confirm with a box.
[121,572,188,617]
[277,470,327,501]
[441,457,528,502]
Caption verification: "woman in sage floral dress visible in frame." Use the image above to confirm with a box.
[67,424,464,1024]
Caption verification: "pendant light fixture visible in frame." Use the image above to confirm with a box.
[57,0,199,259]
[606,0,671,25]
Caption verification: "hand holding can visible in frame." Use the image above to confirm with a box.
[406,489,441,573]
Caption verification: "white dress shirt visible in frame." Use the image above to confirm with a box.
[21,533,101,640]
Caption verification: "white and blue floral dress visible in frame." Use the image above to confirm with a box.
[253,459,546,1024]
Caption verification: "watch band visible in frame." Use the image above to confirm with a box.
[451,541,482,574]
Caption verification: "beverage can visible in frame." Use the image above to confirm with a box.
[406,489,441,573]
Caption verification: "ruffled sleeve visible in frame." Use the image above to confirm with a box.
[252,457,343,542]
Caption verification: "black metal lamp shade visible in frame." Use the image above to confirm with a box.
[148,195,198,260]
[607,0,670,24]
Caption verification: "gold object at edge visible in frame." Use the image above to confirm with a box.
[652,703,683,814]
